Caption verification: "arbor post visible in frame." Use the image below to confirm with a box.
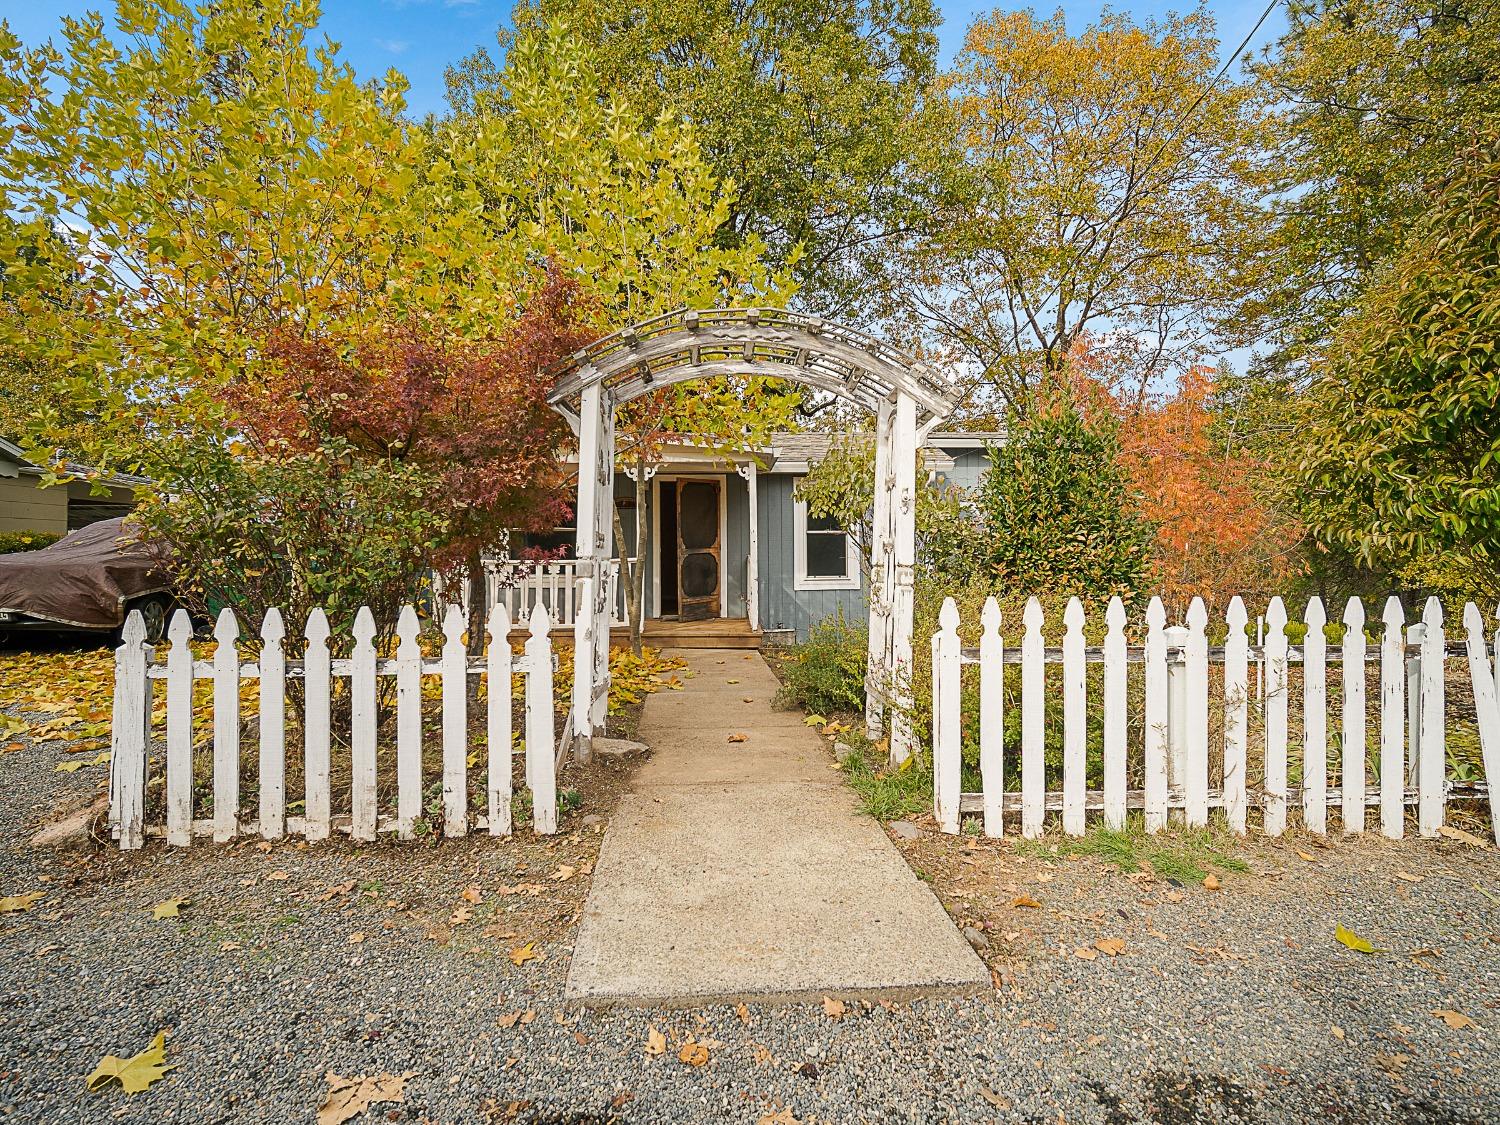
[865,398,896,738]
[887,392,918,765]
[571,380,603,764]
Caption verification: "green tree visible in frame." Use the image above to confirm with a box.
[1291,131,1500,600]
[451,0,944,317]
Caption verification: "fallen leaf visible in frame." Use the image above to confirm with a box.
[1010,895,1041,909]
[678,1041,710,1066]
[1074,946,1098,961]
[1202,874,1222,891]
[265,870,289,881]
[727,733,748,743]
[734,1002,750,1025]
[1437,825,1488,849]
[1394,871,1423,884]
[461,884,482,904]
[551,865,576,882]
[756,1108,799,1125]
[508,942,538,967]
[347,932,366,945]
[726,679,740,685]
[150,897,190,920]
[0,890,44,913]
[218,941,242,952]
[822,996,845,1020]
[645,1025,667,1057]
[803,715,827,727]
[316,1072,410,1125]
[85,1031,176,1095]
[1094,937,1126,957]
[450,906,473,926]
[1431,1009,1477,1030]
[979,1085,1011,1110]
[497,1010,535,1029]
[749,1041,773,1065]
[1334,924,1382,954]
[1330,1025,1345,1041]
[1295,849,1317,862]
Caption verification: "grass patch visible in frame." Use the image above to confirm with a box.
[836,741,931,822]
[1012,818,1249,883]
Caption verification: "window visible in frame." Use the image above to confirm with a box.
[793,496,859,591]
[522,505,576,559]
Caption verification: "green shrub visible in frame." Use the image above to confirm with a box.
[774,611,867,716]
[0,529,63,554]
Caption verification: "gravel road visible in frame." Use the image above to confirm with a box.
[2,679,1497,1124]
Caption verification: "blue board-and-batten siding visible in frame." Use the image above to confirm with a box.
[757,473,867,640]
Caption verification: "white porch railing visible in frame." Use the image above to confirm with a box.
[433,558,629,629]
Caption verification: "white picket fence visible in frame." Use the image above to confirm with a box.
[108,602,559,850]
[931,594,1500,843]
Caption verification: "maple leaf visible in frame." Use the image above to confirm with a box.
[508,942,538,966]
[85,1031,176,1095]
[151,897,190,920]
[0,890,44,913]
[1431,1009,1478,1030]
[821,996,845,1020]
[317,1072,411,1125]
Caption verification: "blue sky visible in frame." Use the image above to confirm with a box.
[9,1,1286,120]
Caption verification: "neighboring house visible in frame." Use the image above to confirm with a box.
[0,437,144,535]
[507,431,1002,643]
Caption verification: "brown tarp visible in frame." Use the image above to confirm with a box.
[0,518,171,629]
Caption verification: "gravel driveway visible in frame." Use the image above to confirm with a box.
[2,669,1497,1124]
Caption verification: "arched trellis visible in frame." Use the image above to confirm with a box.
[546,307,961,766]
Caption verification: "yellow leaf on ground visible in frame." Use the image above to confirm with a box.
[1094,937,1126,957]
[735,1002,750,1025]
[1010,895,1041,909]
[151,897,189,920]
[316,1072,410,1125]
[1074,946,1098,961]
[461,884,482,904]
[0,890,44,913]
[1437,825,1489,849]
[1203,874,1222,891]
[508,942,538,967]
[678,1041,710,1066]
[1330,1025,1345,1040]
[803,715,826,727]
[822,996,845,1020]
[85,1031,176,1095]
[347,932,366,945]
[727,733,748,743]
[1432,1009,1478,1030]
[1334,924,1382,954]
[645,1025,667,1056]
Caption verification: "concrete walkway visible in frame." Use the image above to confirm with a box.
[565,649,989,1007]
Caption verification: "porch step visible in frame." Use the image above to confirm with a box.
[626,619,763,650]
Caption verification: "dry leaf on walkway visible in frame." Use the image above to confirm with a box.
[757,1108,800,1125]
[1334,924,1382,954]
[0,890,43,913]
[1437,825,1488,849]
[316,1072,410,1125]
[1330,1025,1345,1041]
[1074,946,1098,961]
[219,941,242,952]
[1431,1009,1477,1029]
[735,1002,750,1025]
[727,733,748,743]
[1295,849,1318,862]
[726,679,740,685]
[803,715,826,727]
[1010,895,1041,909]
[822,996,845,1020]
[1094,937,1126,957]
[1394,871,1423,883]
[265,870,289,881]
[461,884,483,903]
[150,897,189,920]
[551,865,576,882]
[497,1010,535,1029]
[678,1042,710,1066]
[347,932,365,945]
[450,906,473,926]
[508,942,538,967]
[85,1031,176,1095]
[1202,874,1222,891]
[645,1025,667,1056]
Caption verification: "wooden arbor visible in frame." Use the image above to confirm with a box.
[547,307,959,765]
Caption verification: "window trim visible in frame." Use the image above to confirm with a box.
[792,495,860,592]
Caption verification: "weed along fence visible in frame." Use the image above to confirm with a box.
[930,594,1500,843]
[107,603,560,850]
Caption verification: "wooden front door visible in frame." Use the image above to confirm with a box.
[676,479,721,622]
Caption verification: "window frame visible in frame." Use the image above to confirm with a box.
[792,494,860,592]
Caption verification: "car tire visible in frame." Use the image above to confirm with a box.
[126,595,173,645]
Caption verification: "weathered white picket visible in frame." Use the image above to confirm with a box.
[108,602,559,850]
[930,594,1498,843]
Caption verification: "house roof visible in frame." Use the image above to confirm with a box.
[765,430,1004,474]
[0,436,152,488]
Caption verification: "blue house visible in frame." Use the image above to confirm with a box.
[501,431,1002,646]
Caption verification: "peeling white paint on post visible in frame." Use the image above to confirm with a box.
[111,612,150,850]
[864,399,896,738]
[1184,598,1210,828]
[1379,597,1406,839]
[1303,597,1328,835]
[1061,597,1087,836]
[259,608,286,841]
[571,380,602,764]
[212,608,240,844]
[1101,597,1127,831]
[303,610,332,843]
[1223,598,1249,835]
[487,604,513,836]
[1341,598,1367,834]
[395,605,422,839]
[1461,602,1500,844]
[1143,598,1169,834]
[1020,597,1046,838]
[933,598,962,834]
[441,603,468,837]
[887,392,920,766]
[525,605,557,835]
[350,607,378,843]
[1418,597,1445,837]
[1263,597,1289,837]
[164,610,195,847]
[979,596,1004,837]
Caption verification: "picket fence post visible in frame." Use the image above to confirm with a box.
[259,608,287,841]
[1380,597,1406,839]
[212,608,240,843]
[441,603,468,838]
[487,603,514,837]
[1303,597,1328,835]
[110,612,151,851]
[1061,598,1087,836]
[164,609,194,847]
[525,605,557,835]
[1223,597,1249,834]
[1101,597,1127,831]
[1184,598,1209,827]
[1142,598,1168,833]
[395,606,423,839]
[1418,597,1445,837]
[350,607,378,843]
[1263,597,1289,837]
[1341,598,1367,834]
[1461,602,1500,844]
[304,609,332,843]
[1020,598,1045,838]
[933,598,962,835]
[978,597,1004,838]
